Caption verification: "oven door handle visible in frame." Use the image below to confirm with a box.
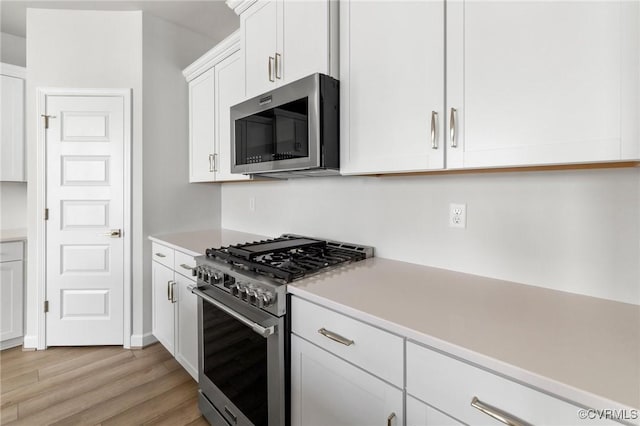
[189,286,276,338]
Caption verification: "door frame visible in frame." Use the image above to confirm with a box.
[36,87,132,349]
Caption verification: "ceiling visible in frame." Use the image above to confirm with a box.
[0,0,240,41]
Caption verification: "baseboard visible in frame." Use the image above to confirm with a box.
[22,334,39,349]
[130,332,157,348]
[0,336,24,350]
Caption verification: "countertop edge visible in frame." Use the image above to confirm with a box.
[287,286,638,416]
[148,235,202,258]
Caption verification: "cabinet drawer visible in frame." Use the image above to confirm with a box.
[407,342,617,426]
[174,250,196,281]
[291,296,403,387]
[0,241,23,262]
[151,242,174,269]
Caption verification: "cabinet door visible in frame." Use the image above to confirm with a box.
[280,0,330,85]
[340,0,445,174]
[407,395,463,426]
[215,51,250,182]
[189,68,216,182]
[175,273,198,381]
[446,1,640,168]
[1,74,24,181]
[243,0,278,99]
[0,260,23,342]
[152,261,175,354]
[291,335,403,426]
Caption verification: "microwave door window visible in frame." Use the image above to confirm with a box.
[274,109,308,160]
[236,115,274,165]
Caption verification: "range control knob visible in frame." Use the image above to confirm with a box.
[211,271,222,284]
[230,283,240,297]
[260,292,275,308]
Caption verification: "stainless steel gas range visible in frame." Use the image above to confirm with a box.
[188,234,374,426]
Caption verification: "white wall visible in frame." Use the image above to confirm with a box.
[1,32,26,66]
[0,182,27,229]
[222,167,640,305]
[140,13,220,341]
[1,32,27,231]
[25,9,144,347]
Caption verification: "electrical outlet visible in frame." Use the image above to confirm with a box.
[249,197,255,212]
[449,203,466,228]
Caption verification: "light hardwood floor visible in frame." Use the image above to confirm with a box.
[0,343,207,426]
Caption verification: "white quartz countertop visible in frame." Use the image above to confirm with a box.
[148,228,267,257]
[288,257,640,411]
[0,228,27,243]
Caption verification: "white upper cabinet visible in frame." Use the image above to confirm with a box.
[1,63,26,182]
[446,1,640,169]
[234,0,338,99]
[183,31,250,183]
[340,1,445,175]
[341,1,639,175]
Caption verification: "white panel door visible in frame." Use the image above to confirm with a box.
[243,0,278,99]
[152,261,175,354]
[0,74,25,181]
[280,0,329,85]
[45,94,125,346]
[0,260,23,342]
[291,335,403,426]
[406,395,464,426]
[189,68,216,182]
[340,0,445,174]
[446,1,640,168]
[175,272,198,381]
[215,51,250,182]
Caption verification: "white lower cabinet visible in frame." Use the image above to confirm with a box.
[151,242,198,381]
[291,335,403,426]
[290,296,403,426]
[406,342,618,426]
[0,241,24,349]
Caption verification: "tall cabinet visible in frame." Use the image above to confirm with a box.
[230,0,339,99]
[1,63,26,182]
[183,31,250,183]
[340,0,640,174]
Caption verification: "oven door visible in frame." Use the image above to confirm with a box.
[192,285,285,426]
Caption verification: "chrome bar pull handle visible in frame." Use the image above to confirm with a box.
[318,328,354,346]
[431,111,438,149]
[387,412,396,426]
[275,53,282,79]
[471,397,530,426]
[179,263,193,271]
[450,107,457,147]
[167,280,172,301]
[213,153,218,172]
[155,252,166,258]
[170,281,176,303]
[208,154,214,172]
[268,56,275,82]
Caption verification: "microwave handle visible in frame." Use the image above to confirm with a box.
[189,285,275,338]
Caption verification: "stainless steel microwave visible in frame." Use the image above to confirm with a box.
[230,73,339,178]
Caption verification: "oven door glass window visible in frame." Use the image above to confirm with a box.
[235,97,308,165]
[203,301,268,426]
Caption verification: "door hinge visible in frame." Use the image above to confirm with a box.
[44,208,49,220]
[44,300,49,313]
[41,114,56,129]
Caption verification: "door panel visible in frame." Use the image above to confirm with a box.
[0,260,23,341]
[0,74,24,181]
[175,273,198,381]
[46,94,125,346]
[341,0,445,174]
[152,262,175,354]
[243,0,278,98]
[189,69,216,182]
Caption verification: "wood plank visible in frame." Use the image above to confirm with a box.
[48,368,193,426]
[142,395,203,426]
[1,347,94,380]
[0,404,18,424]
[185,416,210,426]
[37,346,125,380]
[11,349,171,415]
[100,381,197,426]
[0,370,38,394]
[131,342,166,359]
[1,349,134,408]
